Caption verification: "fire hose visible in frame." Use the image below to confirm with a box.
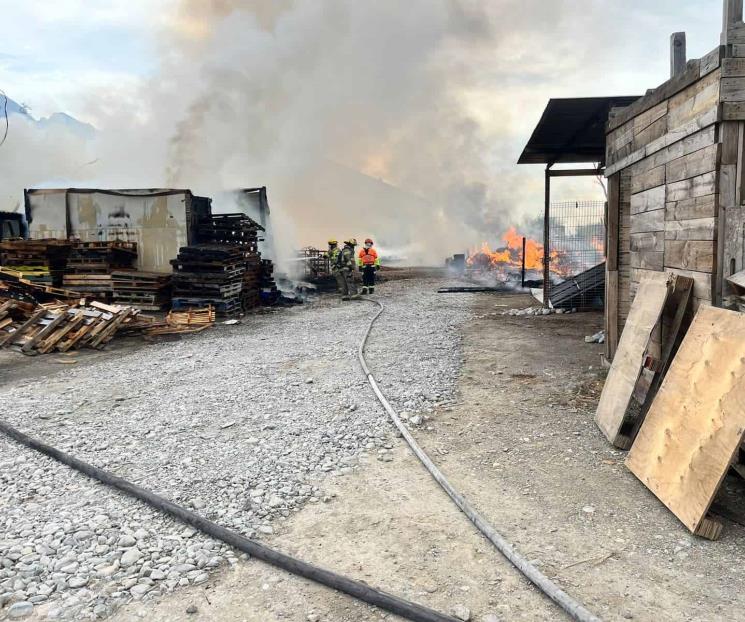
[0,420,460,622]
[0,298,601,622]
[357,299,602,622]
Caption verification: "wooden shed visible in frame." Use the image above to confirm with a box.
[604,1,745,360]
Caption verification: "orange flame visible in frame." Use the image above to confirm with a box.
[467,226,571,277]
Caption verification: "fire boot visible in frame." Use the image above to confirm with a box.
[369,286,375,294]
[360,287,368,295]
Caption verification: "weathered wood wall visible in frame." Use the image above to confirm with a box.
[603,40,745,354]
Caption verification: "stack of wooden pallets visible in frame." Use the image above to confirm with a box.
[112,271,172,311]
[170,245,245,316]
[63,241,137,299]
[196,214,263,311]
[0,239,72,287]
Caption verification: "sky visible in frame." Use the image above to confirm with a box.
[0,0,724,258]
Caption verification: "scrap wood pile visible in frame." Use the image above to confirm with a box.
[0,298,145,354]
[171,244,245,316]
[0,266,82,304]
[144,306,216,336]
[63,241,137,299]
[0,239,72,287]
[196,214,264,310]
[594,270,745,541]
[112,270,171,311]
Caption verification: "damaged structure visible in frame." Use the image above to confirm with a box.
[24,188,211,273]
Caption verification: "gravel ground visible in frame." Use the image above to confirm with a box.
[0,276,472,620]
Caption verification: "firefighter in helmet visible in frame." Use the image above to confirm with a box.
[328,239,343,293]
[337,238,360,300]
[357,238,380,294]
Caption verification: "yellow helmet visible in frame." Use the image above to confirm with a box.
[327,239,338,245]
[344,238,357,246]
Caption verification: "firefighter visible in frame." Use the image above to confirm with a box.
[328,239,344,293]
[337,238,360,300]
[356,238,378,295]
[357,238,380,294]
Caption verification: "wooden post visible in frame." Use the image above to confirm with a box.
[670,32,686,78]
[543,168,551,308]
[605,174,621,361]
[723,0,744,44]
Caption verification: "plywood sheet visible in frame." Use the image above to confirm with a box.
[595,271,670,445]
[626,306,745,535]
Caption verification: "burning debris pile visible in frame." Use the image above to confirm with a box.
[467,227,571,282]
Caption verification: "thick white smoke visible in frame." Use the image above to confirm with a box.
[5,1,717,264]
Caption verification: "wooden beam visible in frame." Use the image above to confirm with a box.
[546,168,603,178]
[671,32,687,78]
[723,0,744,45]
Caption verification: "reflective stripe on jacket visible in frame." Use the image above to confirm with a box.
[357,247,380,267]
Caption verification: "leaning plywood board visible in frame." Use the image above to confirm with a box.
[626,306,745,540]
[595,271,670,448]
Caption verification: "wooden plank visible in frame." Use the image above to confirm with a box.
[630,186,665,215]
[646,109,718,165]
[21,312,68,353]
[699,46,723,77]
[721,76,745,102]
[626,306,745,538]
[726,23,745,45]
[665,240,714,272]
[633,116,667,152]
[631,166,665,195]
[595,271,670,446]
[666,172,718,202]
[664,218,716,241]
[0,309,46,347]
[722,102,745,120]
[633,101,668,134]
[733,44,745,57]
[666,194,717,221]
[631,251,664,271]
[606,270,619,360]
[630,209,665,234]
[665,143,719,184]
[721,163,737,207]
[720,121,740,165]
[664,268,712,301]
[667,74,720,131]
[723,57,745,78]
[631,231,665,252]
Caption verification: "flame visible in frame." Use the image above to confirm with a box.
[466,226,571,277]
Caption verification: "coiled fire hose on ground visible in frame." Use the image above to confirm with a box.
[357,299,602,622]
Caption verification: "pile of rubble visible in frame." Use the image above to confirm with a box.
[501,306,577,316]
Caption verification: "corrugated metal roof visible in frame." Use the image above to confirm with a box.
[518,97,640,166]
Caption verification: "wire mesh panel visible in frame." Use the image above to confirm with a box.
[548,200,606,310]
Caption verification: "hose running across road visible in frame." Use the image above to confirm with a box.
[357,298,602,622]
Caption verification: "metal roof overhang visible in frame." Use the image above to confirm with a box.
[518,96,640,166]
